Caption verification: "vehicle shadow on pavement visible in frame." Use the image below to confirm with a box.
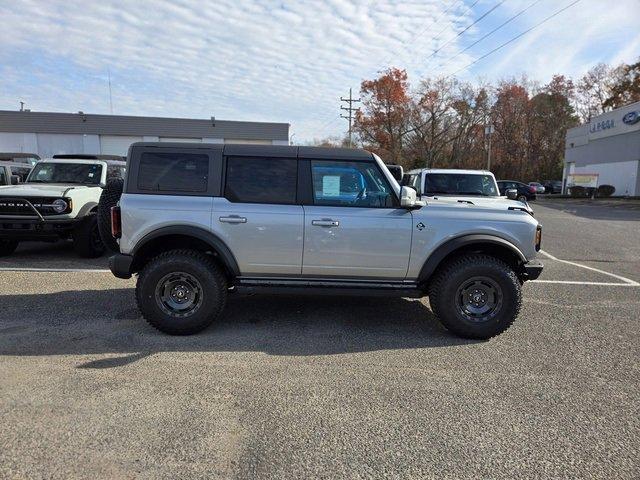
[0,288,477,366]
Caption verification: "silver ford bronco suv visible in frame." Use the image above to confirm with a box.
[107,143,543,339]
[0,154,125,257]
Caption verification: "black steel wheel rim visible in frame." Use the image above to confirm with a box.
[155,272,203,318]
[455,276,503,322]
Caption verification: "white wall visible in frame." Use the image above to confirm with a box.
[100,135,143,155]
[573,159,639,196]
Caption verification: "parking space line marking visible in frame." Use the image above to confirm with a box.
[539,250,640,286]
[0,267,111,273]
[530,280,637,286]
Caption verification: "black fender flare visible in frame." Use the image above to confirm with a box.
[76,201,99,218]
[132,225,240,277]
[418,234,527,284]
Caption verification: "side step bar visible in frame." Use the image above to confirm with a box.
[233,278,424,297]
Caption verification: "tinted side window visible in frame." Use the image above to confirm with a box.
[225,157,297,204]
[310,160,396,208]
[0,168,6,184]
[138,153,208,192]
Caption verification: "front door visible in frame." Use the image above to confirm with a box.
[302,160,412,279]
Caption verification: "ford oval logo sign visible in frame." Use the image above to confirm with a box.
[622,111,640,125]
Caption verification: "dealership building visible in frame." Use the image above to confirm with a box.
[0,110,290,158]
[564,101,640,196]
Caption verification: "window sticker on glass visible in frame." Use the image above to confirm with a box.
[322,175,340,196]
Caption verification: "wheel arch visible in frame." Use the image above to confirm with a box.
[418,234,527,286]
[131,225,240,278]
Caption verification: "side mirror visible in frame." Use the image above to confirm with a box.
[386,165,404,182]
[506,188,518,200]
[10,175,21,185]
[400,185,417,208]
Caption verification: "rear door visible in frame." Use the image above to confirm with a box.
[301,158,412,279]
[213,152,303,276]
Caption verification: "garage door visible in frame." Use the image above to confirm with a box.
[100,135,143,155]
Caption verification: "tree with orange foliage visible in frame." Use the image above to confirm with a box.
[353,68,414,166]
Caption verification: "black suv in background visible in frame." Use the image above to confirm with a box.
[497,180,537,202]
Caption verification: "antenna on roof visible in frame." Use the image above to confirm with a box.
[211,116,216,127]
[19,101,25,111]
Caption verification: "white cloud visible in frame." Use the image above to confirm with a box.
[0,0,637,141]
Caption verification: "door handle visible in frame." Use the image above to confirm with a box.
[312,219,339,227]
[219,215,247,224]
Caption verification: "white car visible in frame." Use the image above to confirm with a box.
[403,168,534,215]
[0,155,125,257]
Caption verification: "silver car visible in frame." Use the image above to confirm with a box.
[105,143,543,339]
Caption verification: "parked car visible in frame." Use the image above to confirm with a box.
[0,154,125,258]
[542,180,563,194]
[403,169,534,215]
[0,152,41,167]
[528,182,546,194]
[104,143,543,340]
[0,162,32,186]
[497,180,537,202]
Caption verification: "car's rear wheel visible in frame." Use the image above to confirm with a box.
[517,195,528,203]
[428,254,522,339]
[136,249,227,335]
[0,239,19,257]
[73,214,105,258]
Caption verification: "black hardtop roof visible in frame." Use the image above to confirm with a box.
[130,142,374,160]
[0,152,41,159]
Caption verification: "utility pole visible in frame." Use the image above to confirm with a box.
[485,124,494,171]
[340,88,361,147]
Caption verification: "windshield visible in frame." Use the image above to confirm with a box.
[27,163,103,185]
[424,173,499,196]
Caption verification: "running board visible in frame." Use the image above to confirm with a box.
[233,278,424,297]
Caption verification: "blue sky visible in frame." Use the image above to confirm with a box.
[1,0,638,141]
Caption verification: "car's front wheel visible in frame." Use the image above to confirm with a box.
[73,214,106,258]
[0,239,19,257]
[428,254,522,339]
[136,249,228,335]
[517,195,528,203]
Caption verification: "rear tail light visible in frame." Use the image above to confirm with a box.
[111,206,121,239]
[535,225,542,251]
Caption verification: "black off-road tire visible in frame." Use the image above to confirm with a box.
[97,178,124,253]
[0,239,19,257]
[73,214,106,258]
[428,254,522,339]
[136,249,228,335]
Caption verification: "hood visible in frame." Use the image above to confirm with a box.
[0,183,95,197]
[422,195,534,214]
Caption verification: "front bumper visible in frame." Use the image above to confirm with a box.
[522,259,543,281]
[0,217,81,241]
[109,254,133,279]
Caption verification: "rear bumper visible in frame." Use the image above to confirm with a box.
[0,217,80,241]
[522,259,543,281]
[109,253,133,279]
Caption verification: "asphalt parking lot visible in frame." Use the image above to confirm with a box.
[1,199,638,479]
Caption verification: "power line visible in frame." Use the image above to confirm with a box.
[424,0,481,58]
[448,0,582,77]
[426,0,506,62]
[437,0,544,68]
